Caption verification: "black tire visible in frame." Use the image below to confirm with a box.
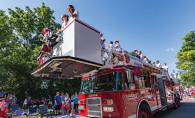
[177,97,181,107]
[174,96,178,109]
[138,104,153,118]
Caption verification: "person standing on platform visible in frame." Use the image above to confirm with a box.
[61,14,69,29]
[67,5,79,21]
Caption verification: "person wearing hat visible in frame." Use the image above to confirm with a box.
[61,14,69,29]
[101,39,105,50]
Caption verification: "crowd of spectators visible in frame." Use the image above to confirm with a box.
[0,91,79,117]
[54,92,79,115]
[183,86,195,99]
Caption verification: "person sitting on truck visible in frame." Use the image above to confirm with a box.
[156,60,161,68]
[61,14,69,29]
[138,51,144,61]
[135,49,140,59]
[162,63,168,72]
[108,41,115,50]
[67,5,79,22]
[115,41,122,53]
[143,56,148,63]
[153,62,156,66]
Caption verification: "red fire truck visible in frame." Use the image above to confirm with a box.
[31,18,181,118]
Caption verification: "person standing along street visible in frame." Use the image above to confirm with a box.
[12,95,17,106]
[60,92,65,106]
[48,94,53,107]
[73,92,79,114]
[54,92,61,115]
[67,5,79,22]
[65,93,71,114]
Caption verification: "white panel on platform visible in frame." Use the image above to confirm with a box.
[52,19,102,64]
[75,20,101,64]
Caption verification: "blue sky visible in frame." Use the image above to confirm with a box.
[1,0,195,75]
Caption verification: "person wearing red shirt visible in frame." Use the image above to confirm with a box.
[34,98,40,105]
[41,97,46,105]
[61,101,65,115]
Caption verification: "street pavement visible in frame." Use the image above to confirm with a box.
[153,99,195,118]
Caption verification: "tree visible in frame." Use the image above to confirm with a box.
[128,51,136,57]
[0,3,81,101]
[176,30,195,86]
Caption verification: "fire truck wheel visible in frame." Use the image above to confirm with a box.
[177,97,181,107]
[138,104,153,118]
[173,97,178,109]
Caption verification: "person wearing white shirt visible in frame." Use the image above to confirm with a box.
[162,63,168,72]
[156,60,161,68]
[143,56,148,63]
[138,51,144,61]
[61,14,69,30]
[108,41,115,50]
[115,41,122,52]
[153,62,156,66]
[67,5,79,22]
[101,39,105,49]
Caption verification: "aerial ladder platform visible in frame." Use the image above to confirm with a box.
[31,18,170,80]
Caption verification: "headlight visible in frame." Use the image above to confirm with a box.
[103,106,114,112]
[78,105,85,110]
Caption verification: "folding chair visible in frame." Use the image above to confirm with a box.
[39,105,50,118]
[28,105,38,117]
[11,104,19,112]
[12,110,24,118]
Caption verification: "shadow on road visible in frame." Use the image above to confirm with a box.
[153,99,195,118]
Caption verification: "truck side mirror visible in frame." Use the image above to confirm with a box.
[129,83,135,89]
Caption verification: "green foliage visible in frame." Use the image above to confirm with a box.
[0,3,80,102]
[176,30,195,86]
[128,51,136,57]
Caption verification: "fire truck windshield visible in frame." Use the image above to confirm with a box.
[80,72,123,94]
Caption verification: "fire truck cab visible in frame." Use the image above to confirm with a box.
[78,61,181,118]
[31,18,181,118]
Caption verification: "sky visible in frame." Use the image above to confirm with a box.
[1,0,195,75]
